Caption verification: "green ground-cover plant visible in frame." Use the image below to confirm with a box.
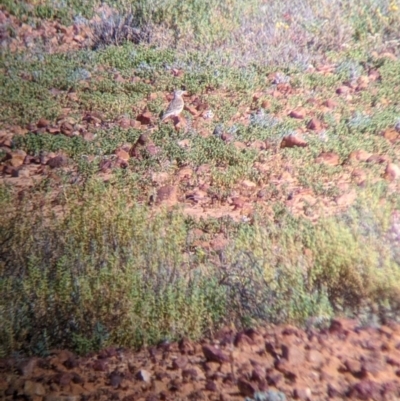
[1,179,400,356]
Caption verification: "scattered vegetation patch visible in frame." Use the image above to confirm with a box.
[1,181,400,356]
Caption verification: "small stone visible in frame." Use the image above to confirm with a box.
[384,163,400,181]
[315,152,340,166]
[45,396,80,401]
[17,358,37,376]
[63,357,79,370]
[251,367,266,383]
[93,359,107,371]
[266,372,283,386]
[288,109,306,119]
[154,185,178,204]
[136,369,151,383]
[109,371,123,388]
[182,368,198,381]
[348,150,372,162]
[47,155,67,168]
[37,118,50,128]
[344,359,364,377]
[336,85,351,95]
[202,345,229,364]
[237,378,257,398]
[307,118,323,131]
[71,373,84,385]
[293,387,311,400]
[349,379,382,400]
[382,128,399,143]
[136,111,152,125]
[242,180,257,189]
[335,189,357,207]
[115,148,130,162]
[24,380,46,396]
[61,121,73,136]
[57,373,72,387]
[280,134,307,148]
[281,343,305,365]
[8,150,27,167]
[172,356,188,370]
[307,349,325,368]
[327,382,345,398]
[179,338,195,355]
[323,99,337,108]
[205,380,218,392]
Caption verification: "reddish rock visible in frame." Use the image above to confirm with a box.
[323,99,337,108]
[306,118,323,131]
[293,387,312,400]
[288,109,306,119]
[275,359,297,381]
[56,372,72,386]
[366,154,389,164]
[47,126,61,134]
[136,111,152,125]
[348,149,372,162]
[361,353,384,375]
[47,154,67,168]
[327,381,346,398]
[172,356,188,370]
[233,141,247,150]
[307,349,324,368]
[24,380,46,396]
[281,343,305,365]
[386,356,400,367]
[221,133,234,142]
[82,131,95,141]
[93,359,107,372]
[315,152,340,166]
[37,118,50,128]
[179,338,195,355]
[115,148,130,162]
[237,378,257,397]
[329,318,357,334]
[382,128,399,144]
[136,369,151,383]
[344,359,364,377]
[252,92,263,101]
[349,379,382,400]
[249,140,266,150]
[202,345,229,364]
[336,85,351,95]
[205,380,218,392]
[182,368,198,381]
[336,189,357,207]
[71,372,84,384]
[8,150,27,168]
[384,163,400,181]
[60,121,73,136]
[280,134,308,148]
[3,165,18,175]
[251,367,265,383]
[17,358,37,376]
[154,185,178,204]
[109,370,124,388]
[63,357,78,369]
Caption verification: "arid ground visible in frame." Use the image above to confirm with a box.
[1,1,400,399]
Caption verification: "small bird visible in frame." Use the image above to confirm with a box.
[161,89,186,122]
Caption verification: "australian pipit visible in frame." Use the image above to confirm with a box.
[161,89,186,121]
